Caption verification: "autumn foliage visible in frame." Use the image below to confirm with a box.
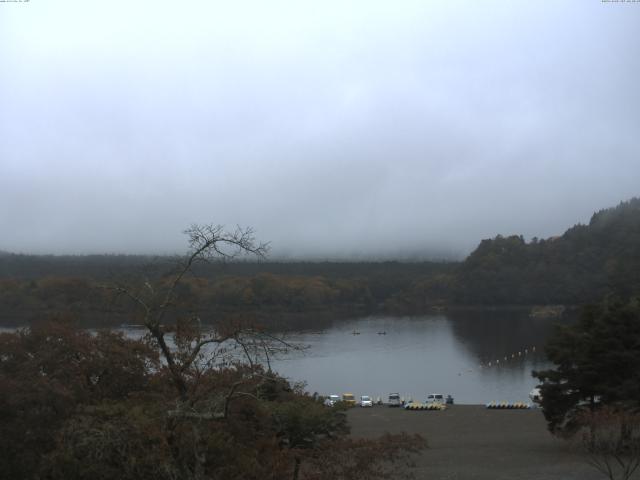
[0,319,424,480]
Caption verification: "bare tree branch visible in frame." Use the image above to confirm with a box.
[108,224,272,402]
[179,334,234,373]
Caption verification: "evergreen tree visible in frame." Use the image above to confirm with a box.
[533,299,640,434]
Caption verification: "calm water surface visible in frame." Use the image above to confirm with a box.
[3,312,565,405]
[271,312,565,404]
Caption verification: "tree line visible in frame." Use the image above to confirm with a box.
[389,198,640,309]
[1,198,638,328]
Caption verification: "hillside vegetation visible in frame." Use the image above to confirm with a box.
[454,197,640,305]
[0,198,638,326]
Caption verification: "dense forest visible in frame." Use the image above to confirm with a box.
[451,197,640,305]
[1,198,638,327]
[0,259,454,327]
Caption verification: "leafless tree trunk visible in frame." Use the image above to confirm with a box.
[104,224,314,478]
[107,224,270,398]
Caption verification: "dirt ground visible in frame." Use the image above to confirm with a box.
[347,405,609,480]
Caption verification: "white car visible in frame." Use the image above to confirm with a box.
[529,388,542,403]
[426,393,445,404]
[324,394,341,407]
[388,392,402,407]
[360,395,373,407]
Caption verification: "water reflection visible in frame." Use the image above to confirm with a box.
[3,313,567,405]
[272,313,568,404]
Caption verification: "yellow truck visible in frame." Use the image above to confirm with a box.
[342,393,357,407]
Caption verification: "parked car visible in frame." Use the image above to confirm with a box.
[342,393,357,407]
[529,388,542,403]
[426,393,445,404]
[324,394,341,407]
[388,392,402,407]
[360,395,373,407]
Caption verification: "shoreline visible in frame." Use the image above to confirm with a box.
[0,304,576,330]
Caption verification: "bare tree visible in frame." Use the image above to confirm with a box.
[102,225,424,480]
[108,224,298,401]
[105,225,312,479]
[575,406,640,480]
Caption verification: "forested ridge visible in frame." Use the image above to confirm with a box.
[0,259,454,327]
[1,198,638,327]
[452,197,640,305]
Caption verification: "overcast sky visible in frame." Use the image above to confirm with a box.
[1,1,639,259]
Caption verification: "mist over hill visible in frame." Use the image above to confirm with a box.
[447,198,640,306]
[0,198,637,328]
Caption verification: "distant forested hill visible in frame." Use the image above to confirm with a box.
[0,198,638,326]
[449,198,640,305]
[0,254,453,327]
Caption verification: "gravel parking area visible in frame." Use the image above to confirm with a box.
[347,405,606,480]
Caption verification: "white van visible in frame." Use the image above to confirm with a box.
[426,393,445,404]
[529,388,542,403]
[388,392,402,407]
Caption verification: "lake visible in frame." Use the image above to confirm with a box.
[2,310,565,405]
[270,311,565,404]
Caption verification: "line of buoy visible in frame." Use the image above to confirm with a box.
[477,346,537,369]
[460,346,539,376]
[405,403,447,411]
[485,401,531,409]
